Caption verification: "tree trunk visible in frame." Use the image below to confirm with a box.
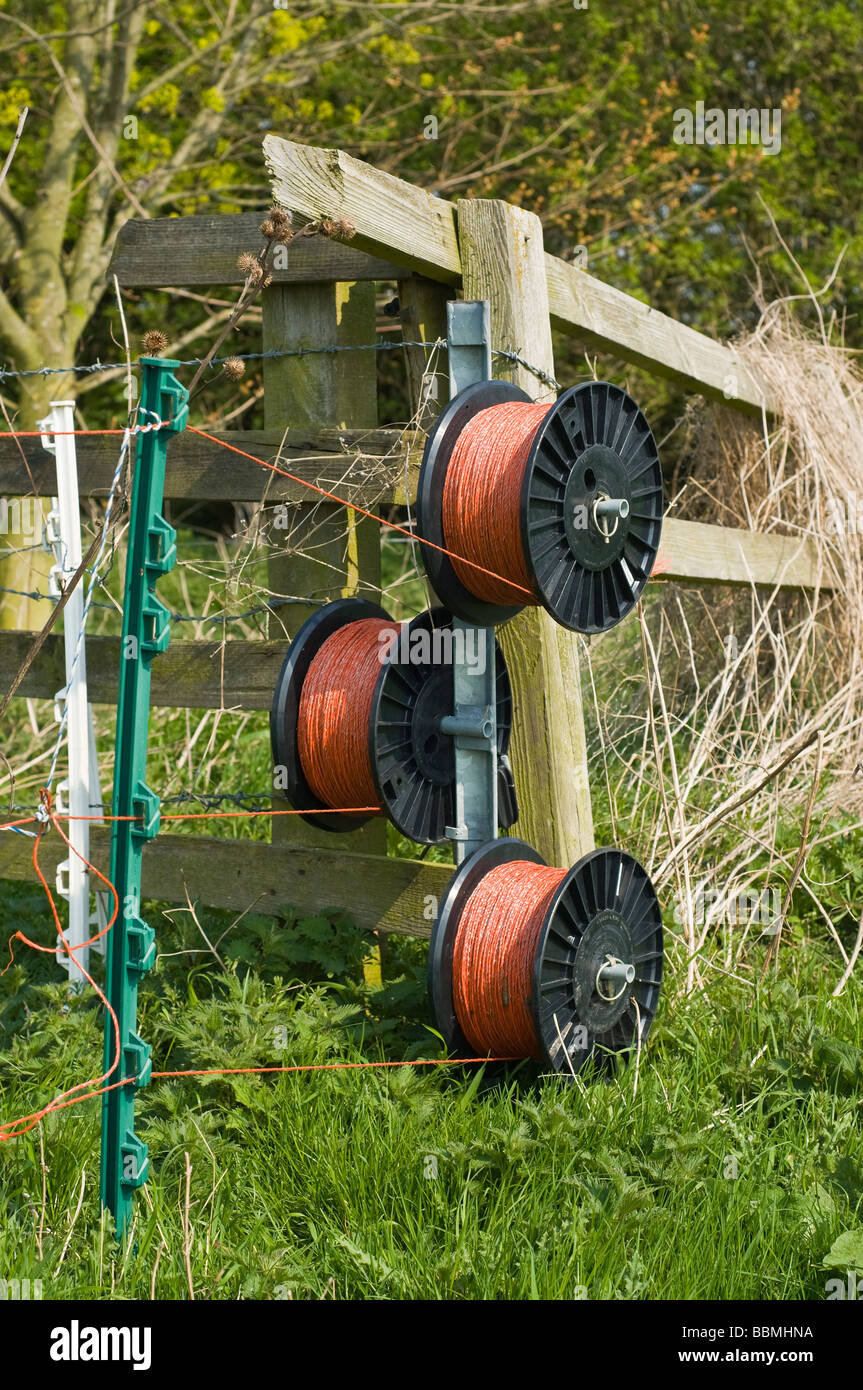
[0,372,77,631]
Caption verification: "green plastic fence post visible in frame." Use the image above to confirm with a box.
[100,357,188,1239]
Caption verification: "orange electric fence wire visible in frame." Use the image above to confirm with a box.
[452,859,566,1059]
[2,1053,517,1143]
[0,795,124,1141]
[0,793,514,1144]
[0,419,531,597]
[0,409,546,1143]
[3,420,672,606]
[443,401,551,606]
[186,425,534,598]
[0,808,380,831]
[298,617,391,815]
[0,428,144,436]
[12,809,379,824]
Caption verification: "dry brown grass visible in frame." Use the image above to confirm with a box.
[586,296,863,996]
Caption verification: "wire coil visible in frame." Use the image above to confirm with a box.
[298,616,389,816]
[443,401,550,607]
[452,859,565,1058]
[417,379,664,633]
[429,838,664,1075]
[270,599,515,844]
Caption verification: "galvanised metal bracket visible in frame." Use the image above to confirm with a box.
[100,357,187,1239]
[442,301,499,863]
[447,299,491,393]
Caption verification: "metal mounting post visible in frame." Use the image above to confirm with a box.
[443,302,501,864]
[100,358,187,1239]
[441,623,498,861]
[447,299,491,394]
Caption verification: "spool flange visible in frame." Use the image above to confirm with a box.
[270,600,514,844]
[417,380,530,627]
[269,596,387,834]
[417,378,664,634]
[428,839,663,1074]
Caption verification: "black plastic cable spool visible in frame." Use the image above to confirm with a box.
[416,378,664,634]
[428,838,663,1075]
[270,599,514,844]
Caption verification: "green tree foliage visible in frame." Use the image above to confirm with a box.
[0,0,858,600]
[2,0,860,417]
[1,0,856,397]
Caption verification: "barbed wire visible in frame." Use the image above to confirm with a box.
[0,581,320,627]
[4,788,283,820]
[0,343,560,393]
[159,789,277,811]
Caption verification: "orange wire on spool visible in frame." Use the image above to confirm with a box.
[452,859,566,1058]
[442,401,551,605]
[273,599,516,843]
[297,616,390,815]
[420,379,665,633]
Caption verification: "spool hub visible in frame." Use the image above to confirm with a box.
[428,839,663,1074]
[417,379,664,634]
[270,600,514,844]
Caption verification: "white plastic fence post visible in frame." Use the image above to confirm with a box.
[39,400,105,990]
[87,710,109,950]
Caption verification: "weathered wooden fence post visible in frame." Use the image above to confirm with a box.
[458,199,595,865]
[262,273,385,863]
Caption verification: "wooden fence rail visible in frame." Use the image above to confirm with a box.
[0,432,830,590]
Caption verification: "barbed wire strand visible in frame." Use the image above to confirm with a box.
[0,344,560,393]
[0,582,317,625]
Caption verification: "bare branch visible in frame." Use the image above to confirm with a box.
[0,106,28,197]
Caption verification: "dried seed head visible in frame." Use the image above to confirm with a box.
[259,218,277,238]
[223,356,245,381]
[270,205,293,233]
[236,251,264,285]
[318,216,356,242]
[142,329,168,356]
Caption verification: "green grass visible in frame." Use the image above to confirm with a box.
[1,890,861,1299]
[2,528,862,1299]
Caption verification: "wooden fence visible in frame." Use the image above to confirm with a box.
[0,139,831,942]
